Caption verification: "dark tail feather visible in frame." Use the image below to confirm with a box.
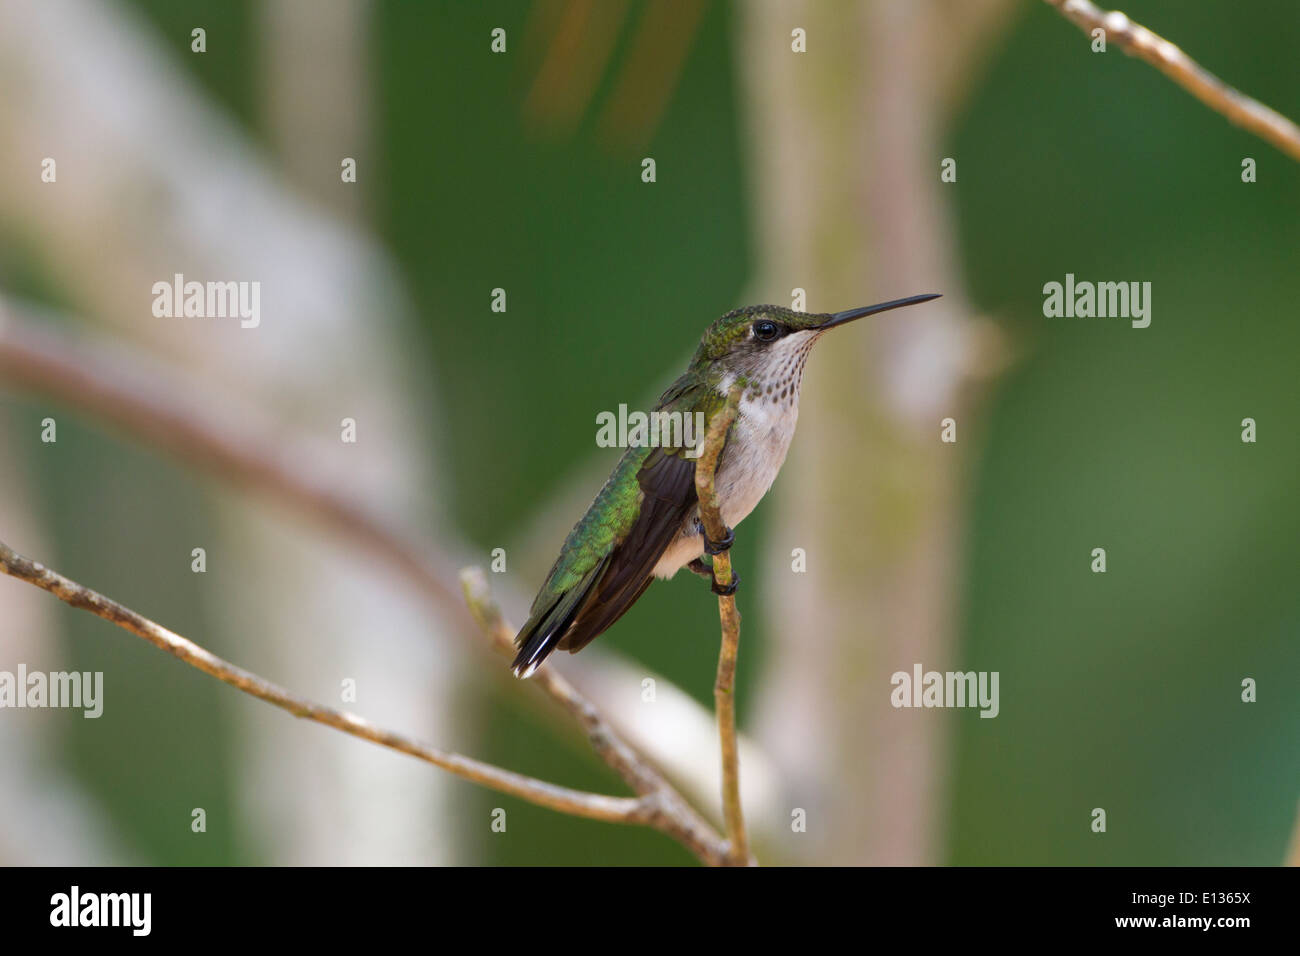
[511,555,609,678]
[513,447,698,677]
[557,575,654,655]
[510,619,563,679]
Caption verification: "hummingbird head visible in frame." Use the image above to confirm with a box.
[692,294,942,396]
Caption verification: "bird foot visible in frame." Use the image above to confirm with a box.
[703,525,734,555]
[711,570,739,596]
[689,557,739,595]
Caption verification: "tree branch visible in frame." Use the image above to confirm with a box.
[0,539,641,823]
[0,538,738,858]
[0,299,731,864]
[459,568,730,864]
[694,383,751,866]
[1043,0,1300,163]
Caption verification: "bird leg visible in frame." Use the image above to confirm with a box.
[687,557,713,579]
[703,524,734,555]
[711,571,739,596]
[688,556,739,596]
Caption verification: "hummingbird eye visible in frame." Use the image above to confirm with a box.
[752,320,780,342]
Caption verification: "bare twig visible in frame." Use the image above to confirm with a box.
[0,537,734,861]
[694,384,751,866]
[0,539,640,822]
[1043,0,1300,162]
[459,568,730,865]
[0,301,732,863]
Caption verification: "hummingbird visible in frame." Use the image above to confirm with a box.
[511,293,942,678]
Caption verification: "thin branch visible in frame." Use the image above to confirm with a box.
[0,300,730,864]
[0,538,734,863]
[1043,0,1300,163]
[459,568,730,865]
[694,383,751,866]
[0,538,646,825]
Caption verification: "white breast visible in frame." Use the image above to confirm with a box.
[715,394,799,528]
[651,348,808,579]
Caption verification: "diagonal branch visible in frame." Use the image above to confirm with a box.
[459,568,729,863]
[1043,0,1300,162]
[0,298,730,864]
[0,539,637,822]
[693,383,752,866]
[0,537,730,862]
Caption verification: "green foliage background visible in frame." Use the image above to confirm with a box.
[11,0,1296,864]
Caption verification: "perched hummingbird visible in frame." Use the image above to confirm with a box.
[512,293,941,678]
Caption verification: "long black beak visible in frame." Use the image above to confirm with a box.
[817,293,942,330]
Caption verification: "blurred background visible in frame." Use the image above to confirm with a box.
[0,0,1296,865]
